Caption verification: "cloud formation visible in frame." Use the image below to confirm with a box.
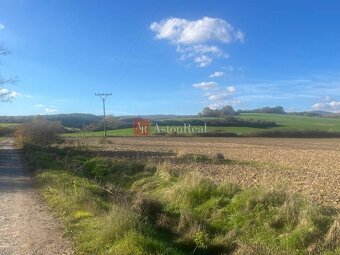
[0,24,4,30]
[210,71,225,78]
[0,88,20,101]
[205,86,238,109]
[206,86,236,101]
[34,104,59,113]
[44,107,58,113]
[150,17,244,67]
[193,79,238,108]
[312,97,340,113]
[150,17,244,44]
[192,81,218,90]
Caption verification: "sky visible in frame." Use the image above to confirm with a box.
[0,0,340,116]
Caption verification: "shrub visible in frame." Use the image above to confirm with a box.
[15,119,64,146]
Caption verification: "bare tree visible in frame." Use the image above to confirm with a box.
[0,41,17,102]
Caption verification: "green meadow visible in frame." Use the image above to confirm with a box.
[0,123,18,127]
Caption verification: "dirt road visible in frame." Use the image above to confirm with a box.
[0,138,73,255]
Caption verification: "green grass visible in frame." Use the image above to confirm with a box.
[0,123,17,137]
[0,123,18,127]
[239,113,340,131]
[62,113,340,137]
[24,146,340,255]
[62,126,262,137]
[63,128,133,137]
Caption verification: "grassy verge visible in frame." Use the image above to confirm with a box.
[25,145,340,255]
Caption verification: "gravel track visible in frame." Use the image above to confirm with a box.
[0,138,73,255]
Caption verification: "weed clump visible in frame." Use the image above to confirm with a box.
[214,152,225,160]
[324,215,340,249]
[177,153,210,163]
[133,197,164,223]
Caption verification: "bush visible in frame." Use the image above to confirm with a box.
[15,119,64,146]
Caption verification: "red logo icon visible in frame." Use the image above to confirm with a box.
[133,119,150,136]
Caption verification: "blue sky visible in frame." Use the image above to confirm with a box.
[0,0,340,115]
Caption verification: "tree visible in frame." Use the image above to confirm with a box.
[0,42,17,102]
[260,106,285,114]
[198,105,235,117]
[220,105,235,116]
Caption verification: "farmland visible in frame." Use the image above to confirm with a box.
[63,113,340,137]
[65,136,340,208]
[0,123,17,127]
[239,113,340,131]
[23,136,340,254]
[4,117,340,254]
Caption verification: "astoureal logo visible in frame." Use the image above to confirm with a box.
[133,119,151,136]
[133,119,208,136]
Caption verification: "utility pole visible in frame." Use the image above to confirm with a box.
[95,93,112,137]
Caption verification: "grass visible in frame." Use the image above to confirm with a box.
[62,113,340,137]
[24,145,340,255]
[0,122,18,127]
[0,123,17,137]
[239,113,340,131]
[63,128,134,137]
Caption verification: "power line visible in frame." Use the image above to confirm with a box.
[95,93,112,137]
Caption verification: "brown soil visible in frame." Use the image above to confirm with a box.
[73,136,340,208]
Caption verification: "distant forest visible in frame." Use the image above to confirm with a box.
[0,105,337,130]
[0,114,101,128]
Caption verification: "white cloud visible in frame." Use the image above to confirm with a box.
[177,44,224,57]
[0,24,4,30]
[193,81,218,90]
[210,71,225,78]
[208,103,224,110]
[44,107,58,113]
[194,55,213,67]
[0,88,20,101]
[204,86,238,110]
[227,86,236,93]
[312,98,340,113]
[207,86,235,100]
[150,17,244,45]
[34,104,58,113]
[193,80,238,108]
[177,44,227,67]
[150,17,244,67]
[209,100,241,109]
